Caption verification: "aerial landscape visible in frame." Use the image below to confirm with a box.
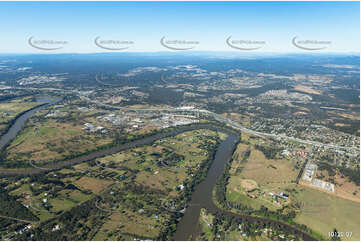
[0,1,360,241]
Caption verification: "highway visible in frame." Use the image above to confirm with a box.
[12,86,359,154]
[79,94,359,155]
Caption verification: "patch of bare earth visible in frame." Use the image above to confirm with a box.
[294,85,321,95]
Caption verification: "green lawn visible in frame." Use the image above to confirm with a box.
[49,198,77,212]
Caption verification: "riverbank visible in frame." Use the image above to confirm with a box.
[0,106,319,240]
[0,124,236,176]
[0,97,61,152]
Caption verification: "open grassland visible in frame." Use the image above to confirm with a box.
[229,141,298,184]
[226,140,298,212]
[293,185,360,241]
[312,169,360,203]
[294,85,321,95]
[93,201,164,240]
[239,151,297,185]
[75,177,113,193]
[5,119,112,164]
[3,104,114,166]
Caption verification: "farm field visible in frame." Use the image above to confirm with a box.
[226,135,298,211]
[309,168,360,203]
[293,185,360,241]
[224,133,360,241]
[4,118,113,166]
[2,102,115,167]
[1,128,222,240]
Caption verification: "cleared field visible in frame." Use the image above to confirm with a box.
[293,185,360,241]
[75,177,113,194]
[226,142,298,211]
[232,145,298,186]
[226,137,360,241]
[312,169,360,202]
[221,112,252,127]
[294,85,321,95]
[226,181,272,211]
[5,111,113,165]
[93,209,162,240]
[49,197,77,212]
[240,179,258,191]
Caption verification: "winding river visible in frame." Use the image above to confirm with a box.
[173,132,316,241]
[0,97,60,151]
[173,132,239,240]
[0,102,316,241]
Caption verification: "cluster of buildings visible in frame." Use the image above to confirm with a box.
[0,84,11,90]
[246,189,289,208]
[84,110,200,134]
[250,118,359,152]
[238,224,289,240]
[77,107,91,112]
[83,123,106,133]
[152,114,199,129]
[302,162,335,193]
[311,178,335,193]
[262,131,358,173]
[96,113,145,130]
[88,110,200,134]
[267,191,289,207]
[11,224,32,236]
[97,113,129,126]
[275,192,289,200]
[17,74,67,86]
[303,162,317,182]
[45,110,67,118]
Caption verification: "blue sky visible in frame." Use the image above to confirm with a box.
[0,1,359,53]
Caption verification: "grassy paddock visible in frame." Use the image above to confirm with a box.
[293,185,360,241]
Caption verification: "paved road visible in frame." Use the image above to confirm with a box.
[0,215,38,224]
[80,95,358,154]
[12,86,359,154]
